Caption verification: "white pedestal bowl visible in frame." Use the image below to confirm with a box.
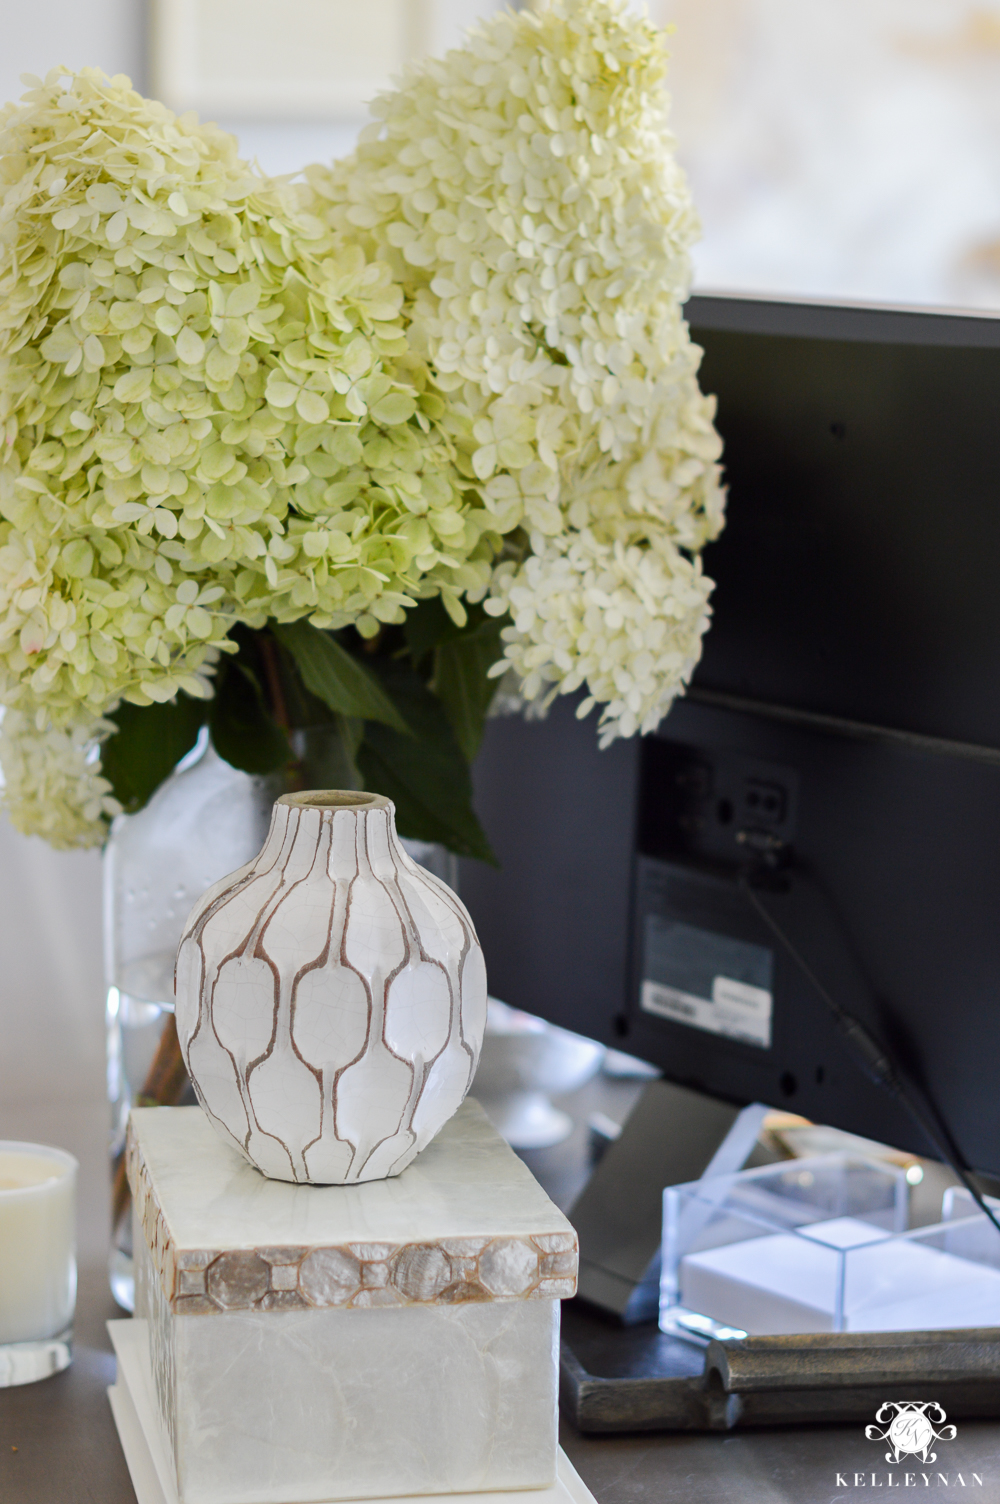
[471,1000,605,1150]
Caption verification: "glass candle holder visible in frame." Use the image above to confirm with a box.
[0,1141,77,1386]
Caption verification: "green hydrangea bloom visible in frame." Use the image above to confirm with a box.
[1,0,728,845]
[0,66,501,741]
[0,708,120,847]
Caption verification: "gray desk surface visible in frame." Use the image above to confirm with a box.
[560,1417,1000,1503]
[0,1262,134,1503]
[5,1079,1000,1503]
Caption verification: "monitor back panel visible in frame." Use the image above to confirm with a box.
[460,301,1000,1178]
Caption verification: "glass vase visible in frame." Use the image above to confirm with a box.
[104,732,281,1308]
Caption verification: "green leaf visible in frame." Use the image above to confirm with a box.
[208,659,291,775]
[272,620,410,734]
[250,628,338,734]
[102,695,207,815]
[404,596,463,666]
[433,613,507,762]
[357,662,498,865]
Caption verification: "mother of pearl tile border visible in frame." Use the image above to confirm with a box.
[126,1118,577,1315]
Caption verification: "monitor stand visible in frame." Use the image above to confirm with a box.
[568,1079,769,1324]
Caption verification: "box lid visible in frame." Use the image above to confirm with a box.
[127,1100,577,1314]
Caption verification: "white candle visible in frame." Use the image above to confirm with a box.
[0,1142,77,1347]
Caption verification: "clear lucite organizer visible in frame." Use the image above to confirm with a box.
[661,1153,1000,1341]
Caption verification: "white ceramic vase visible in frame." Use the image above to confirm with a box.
[174,791,487,1184]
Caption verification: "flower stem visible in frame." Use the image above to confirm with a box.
[256,631,291,732]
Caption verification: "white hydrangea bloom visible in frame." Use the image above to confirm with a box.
[487,526,712,745]
[0,708,121,848]
[308,0,726,739]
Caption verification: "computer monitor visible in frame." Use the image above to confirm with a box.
[459,293,1000,1180]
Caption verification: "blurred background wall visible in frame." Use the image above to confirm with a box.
[5,0,999,302]
[2,0,999,1258]
[656,0,1000,308]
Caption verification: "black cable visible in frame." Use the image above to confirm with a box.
[738,870,1000,1241]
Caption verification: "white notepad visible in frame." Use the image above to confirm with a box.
[680,1216,1000,1334]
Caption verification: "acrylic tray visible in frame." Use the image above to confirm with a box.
[660,1153,1000,1341]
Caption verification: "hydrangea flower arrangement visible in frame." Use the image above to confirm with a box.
[0,0,724,853]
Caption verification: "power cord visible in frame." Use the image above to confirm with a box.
[737,866,1000,1241]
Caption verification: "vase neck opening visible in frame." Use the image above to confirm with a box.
[276,790,391,814]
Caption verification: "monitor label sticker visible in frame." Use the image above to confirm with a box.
[640,918,773,1049]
